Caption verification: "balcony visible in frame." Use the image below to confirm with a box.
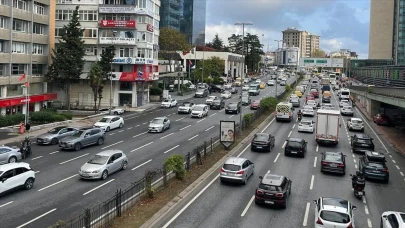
[99,37,136,45]
[99,20,136,28]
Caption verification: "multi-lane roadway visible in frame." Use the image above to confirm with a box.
[0,75,296,228]
[156,83,405,228]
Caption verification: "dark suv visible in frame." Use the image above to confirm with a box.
[225,102,241,114]
[210,99,225,110]
[351,134,374,153]
[359,151,389,183]
[284,138,307,157]
[255,173,292,209]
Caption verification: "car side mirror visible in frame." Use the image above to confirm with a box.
[259,176,263,179]
[313,200,317,204]
[382,215,387,219]
[84,134,89,138]
[352,206,357,210]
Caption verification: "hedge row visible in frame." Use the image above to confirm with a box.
[0,111,73,127]
[0,114,25,128]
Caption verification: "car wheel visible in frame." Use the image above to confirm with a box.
[168,124,171,129]
[380,219,383,228]
[243,176,247,185]
[188,109,192,114]
[114,111,118,115]
[24,178,34,190]
[51,138,58,145]
[119,123,123,128]
[121,161,128,170]
[8,156,17,163]
[101,170,108,180]
[97,137,104,145]
[74,143,82,151]
[106,127,110,132]
[282,197,288,209]
[169,104,171,108]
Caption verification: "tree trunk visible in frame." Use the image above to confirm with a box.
[97,96,102,112]
[66,83,71,111]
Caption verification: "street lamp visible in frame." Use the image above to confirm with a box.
[235,22,253,136]
[109,31,117,114]
[274,40,282,97]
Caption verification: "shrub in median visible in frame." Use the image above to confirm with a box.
[164,154,186,180]
[260,97,278,111]
[60,112,73,120]
[285,84,292,92]
[243,113,254,127]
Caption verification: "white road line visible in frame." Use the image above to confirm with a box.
[205,126,214,131]
[83,179,115,196]
[302,202,310,226]
[164,145,179,154]
[180,125,191,131]
[241,195,255,217]
[229,115,235,118]
[118,130,123,133]
[127,127,132,130]
[352,154,355,158]
[49,151,59,155]
[310,175,315,190]
[160,133,174,139]
[396,165,400,170]
[38,174,78,191]
[316,145,319,152]
[175,117,185,121]
[274,153,280,163]
[392,160,396,164]
[34,171,40,174]
[282,141,287,148]
[101,140,123,149]
[288,131,292,137]
[132,159,152,170]
[211,113,217,116]
[400,172,404,176]
[365,205,369,214]
[31,156,43,160]
[16,208,57,228]
[135,124,140,127]
[0,201,13,208]
[167,114,171,117]
[188,134,199,141]
[60,154,89,165]
[363,197,367,204]
[314,157,317,168]
[389,155,393,158]
[131,142,153,152]
[355,164,358,169]
[109,133,115,136]
[142,122,148,125]
[296,118,298,122]
[173,112,176,115]
[292,124,296,129]
[267,170,271,174]
[133,132,147,138]
[353,159,357,164]
[197,118,206,123]
[367,218,372,228]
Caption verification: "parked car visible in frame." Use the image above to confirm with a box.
[351,134,375,153]
[221,91,232,99]
[251,133,275,152]
[314,197,357,228]
[284,138,307,157]
[347,118,364,132]
[0,146,22,164]
[250,100,261,110]
[320,151,346,175]
[255,173,292,209]
[359,151,389,183]
[220,157,254,184]
[99,107,125,115]
[177,102,194,114]
[59,127,105,151]
[94,116,124,132]
[210,99,225,110]
[191,104,209,118]
[373,113,390,125]
[161,99,178,108]
[36,126,79,145]
[225,102,241,114]
[0,163,35,194]
[297,120,315,133]
[148,117,171,133]
[79,150,128,180]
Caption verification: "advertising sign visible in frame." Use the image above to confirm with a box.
[220,121,235,148]
[99,37,136,45]
[100,20,136,28]
[99,6,154,17]
[147,24,154,32]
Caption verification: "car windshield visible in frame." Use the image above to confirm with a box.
[254,134,268,141]
[368,162,384,168]
[357,139,371,144]
[311,89,317,92]
[341,101,349,104]
[324,153,342,162]
[163,99,170,102]
[352,120,363,124]
[307,101,315,104]
[222,91,230,94]
[87,155,109,165]
[182,103,191,107]
[228,103,237,108]
[304,108,313,111]
[242,97,248,101]
[300,121,312,125]
[343,106,352,110]
[287,141,302,148]
[291,99,298,102]
[193,106,204,111]
[197,89,204,93]
[151,119,164,124]
[400,214,405,223]
[320,211,350,223]
[223,164,240,171]
[212,100,221,104]
[98,118,111,123]
[259,183,282,191]
[48,127,64,134]
[208,96,216,100]
[341,91,350,95]
[71,130,85,137]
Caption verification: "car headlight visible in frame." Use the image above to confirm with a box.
[92,170,100,173]
[67,142,74,145]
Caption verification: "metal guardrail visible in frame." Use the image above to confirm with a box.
[349,85,405,98]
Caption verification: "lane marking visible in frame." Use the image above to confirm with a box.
[31,156,43,160]
[143,114,147,116]
[132,159,152,171]
[0,201,13,208]
[355,164,358,169]
[188,134,199,141]
[352,154,355,158]
[142,122,148,125]
[267,170,271,174]
[109,133,115,136]
[133,132,147,138]
[175,117,185,121]
[211,113,217,116]
[302,202,310,226]
[160,133,174,139]
[365,205,369,214]
[229,115,235,118]
[164,145,179,154]
[60,154,89,165]
[316,145,319,152]
[400,172,404,176]
[274,153,280,163]
[363,197,367,204]
[16,208,57,228]
[355,109,389,153]
[396,165,400,170]
[310,175,314,190]
[392,160,396,164]
[353,159,357,164]
[101,140,123,149]
[131,142,153,152]
[127,127,132,130]
[205,126,214,131]
[288,131,292,137]
[282,141,287,148]
[367,218,372,228]
[49,151,59,154]
[292,124,296,129]
[197,118,206,123]
[135,124,140,127]
[314,157,317,168]
[180,125,191,130]
[167,114,171,117]
[83,179,115,196]
[118,130,124,133]
[38,175,78,191]
[240,195,255,217]
[389,155,393,158]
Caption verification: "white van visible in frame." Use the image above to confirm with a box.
[296,86,305,93]
[275,102,294,122]
[339,88,350,100]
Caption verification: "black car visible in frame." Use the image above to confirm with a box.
[320,151,346,175]
[322,95,331,103]
[225,102,241,114]
[251,133,275,152]
[351,134,375,153]
[210,99,225,110]
[359,151,389,183]
[255,173,292,209]
[284,138,307,157]
[209,84,224,93]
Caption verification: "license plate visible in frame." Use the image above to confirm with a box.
[256,146,262,149]
[228,172,235,176]
[373,170,380,173]
[358,192,363,196]
[82,174,89,177]
[291,151,297,154]
[265,201,274,204]
[330,164,337,167]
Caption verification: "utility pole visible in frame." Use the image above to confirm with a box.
[274,40,283,98]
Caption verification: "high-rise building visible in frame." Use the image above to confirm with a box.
[54,0,160,108]
[282,27,320,58]
[0,0,56,116]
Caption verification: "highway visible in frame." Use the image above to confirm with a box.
[0,75,296,228]
[156,83,405,228]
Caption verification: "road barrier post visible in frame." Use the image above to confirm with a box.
[186,152,191,170]
[84,208,91,228]
[116,189,122,217]
[210,138,213,153]
[204,141,207,158]
[196,148,202,165]
[162,165,167,187]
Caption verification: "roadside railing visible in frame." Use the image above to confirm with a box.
[349,85,405,99]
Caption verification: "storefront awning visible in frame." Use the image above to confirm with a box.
[0,93,57,107]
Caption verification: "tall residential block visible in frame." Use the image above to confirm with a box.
[282,27,320,58]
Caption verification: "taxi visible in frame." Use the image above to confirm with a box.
[294,90,303,98]
[260,82,266,89]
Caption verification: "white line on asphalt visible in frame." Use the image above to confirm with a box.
[133,132,147,138]
[396,165,400,170]
[267,170,271,174]
[142,122,148,125]
[188,134,199,141]
[101,140,123,149]
[109,133,115,136]
[363,197,367,204]
[261,118,275,133]
[282,141,287,148]
[38,175,78,191]
[352,154,355,158]
[392,160,396,164]
[16,208,57,228]
[365,205,369,214]
[164,145,179,154]
[118,130,123,133]
[175,117,185,121]
[296,118,298,122]
[302,202,310,226]
[49,151,59,154]
[83,179,115,196]
[34,171,40,174]
[167,114,171,117]
[205,126,214,131]
[229,115,235,118]
[135,124,140,127]
[31,156,43,160]
[132,159,152,170]
[131,142,153,152]
[180,125,191,130]
[173,112,176,115]
[355,164,358,169]
[310,175,314,190]
[211,113,217,116]
[274,153,280,163]
[367,218,372,228]
[60,154,89,165]
[316,145,319,152]
[292,124,296,129]
[127,127,132,130]
[314,157,317,168]
[353,159,357,164]
[389,155,393,158]
[241,195,255,217]
[0,201,13,208]
[160,133,174,139]
[400,172,404,176]
[197,118,206,123]
[288,131,292,137]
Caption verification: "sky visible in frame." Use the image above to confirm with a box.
[204,0,370,59]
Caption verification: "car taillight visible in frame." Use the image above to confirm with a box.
[316,217,323,225]
[275,111,278,115]
[321,162,328,165]
[220,168,225,173]
[347,222,353,228]
[383,168,389,172]
[237,170,244,175]
[338,163,345,167]
[256,190,264,195]
[275,193,283,198]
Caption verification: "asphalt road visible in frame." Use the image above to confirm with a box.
[0,75,297,228]
[156,84,405,228]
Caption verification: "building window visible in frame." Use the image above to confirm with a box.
[12,42,26,53]
[7,84,23,96]
[13,0,27,10]
[83,28,97,38]
[55,9,73,21]
[137,0,146,8]
[100,30,134,38]
[137,16,153,24]
[85,46,97,55]
[55,27,64,37]
[0,64,4,76]
[56,0,73,3]
[119,82,132,91]
[12,64,25,75]
[32,44,44,54]
[0,41,3,52]
[155,4,159,15]
[32,64,44,75]
[13,19,27,33]
[79,10,98,21]
[0,16,6,29]
[137,48,145,58]
[119,48,133,57]
[34,2,45,15]
[33,23,44,35]
[0,0,7,6]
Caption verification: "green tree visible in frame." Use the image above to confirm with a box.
[95,46,116,110]
[194,56,225,81]
[159,28,191,61]
[228,34,243,54]
[211,34,224,50]
[227,33,264,72]
[87,63,104,112]
[312,49,327,58]
[45,5,85,111]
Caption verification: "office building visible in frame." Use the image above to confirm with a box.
[0,0,56,116]
[54,0,160,108]
[282,27,320,58]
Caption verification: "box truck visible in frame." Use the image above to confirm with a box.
[315,109,340,145]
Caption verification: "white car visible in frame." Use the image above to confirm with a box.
[306,100,317,109]
[0,163,35,194]
[255,79,261,83]
[205,96,217,105]
[314,197,357,228]
[347,118,364,132]
[290,94,298,99]
[161,99,177,108]
[302,107,315,116]
[381,211,405,228]
[99,107,124,115]
[267,80,275,86]
[242,85,250,91]
[280,80,286,86]
[221,91,232,99]
[191,104,208,118]
[177,102,194,114]
[223,84,232,90]
[341,106,354,116]
[298,120,315,133]
[148,117,171,133]
[339,100,350,108]
[94,116,124,132]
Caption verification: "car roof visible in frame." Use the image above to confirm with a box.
[153,117,166,120]
[288,138,303,142]
[255,133,269,137]
[102,116,120,118]
[224,157,246,166]
[354,133,371,139]
[324,151,343,156]
[342,105,352,108]
[350,118,362,121]
[321,197,349,213]
[261,174,284,186]
[194,104,207,107]
[0,162,31,171]
[96,149,124,156]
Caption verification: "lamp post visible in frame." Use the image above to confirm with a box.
[109,31,117,115]
[261,34,264,75]
[235,22,253,136]
[274,40,282,98]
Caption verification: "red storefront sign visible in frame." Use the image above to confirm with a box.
[99,20,136,28]
[119,72,150,82]
[0,93,57,107]
[147,24,154,32]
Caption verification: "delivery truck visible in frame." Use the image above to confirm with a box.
[315,109,340,145]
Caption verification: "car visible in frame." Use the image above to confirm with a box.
[210,99,225,110]
[250,100,261,110]
[0,162,35,194]
[161,98,177,108]
[381,211,405,228]
[290,94,298,99]
[0,146,22,164]
[310,89,319,98]
[205,96,217,105]
[255,173,292,209]
[347,118,364,131]
[221,91,232,99]
[191,104,208,118]
[177,102,194,114]
[306,100,317,109]
[79,150,128,180]
[280,80,286,86]
[194,88,208,98]
[320,151,346,175]
[297,120,315,133]
[242,85,250,91]
[267,80,275,86]
[223,84,232,90]
[209,84,223,93]
[59,127,105,151]
[220,157,254,184]
[290,98,300,107]
[284,138,307,157]
[99,107,125,115]
[36,126,79,145]
[241,96,251,105]
[294,90,303,98]
[302,106,315,116]
[359,151,389,183]
[229,87,238,94]
[305,95,315,103]
[351,134,375,153]
[374,113,390,125]
[94,116,124,132]
[260,82,266,89]
[321,104,334,110]
[225,102,241,114]
[340,106,354,116]
[314,197,357,228]
[251,133,275,152]
[148,117,170,133]
[255,79,261,83]
[339,99,350,108]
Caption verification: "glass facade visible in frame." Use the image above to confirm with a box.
[394,0,405,65]
[160,0,181,30]
[349,59,395,68]
[352,65,405,81]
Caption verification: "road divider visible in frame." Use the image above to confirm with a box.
[83,179,115,196]
[164,145,179,154]
[131,142,153,152]
[102,140,123,149]
[38,174,78,191]
[132,159,152,170]
[60,153,89,165]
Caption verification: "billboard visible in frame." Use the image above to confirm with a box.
[220,121,235,148]
[99,37,136,45]
[299,58,344,67]
[99,20,136,28]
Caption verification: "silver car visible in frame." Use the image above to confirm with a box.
[341,106,354,116]
[59,127,105,151]
[79,150,128,180]
[36,126,79,145]
[148,117,171,133]
[0,146,22,164]
[220,157,254,184]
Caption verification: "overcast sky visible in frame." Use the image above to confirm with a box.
[205,0,370,59]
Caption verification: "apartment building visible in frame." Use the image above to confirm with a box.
[282,27,320,58]
[54,0,160,109]
[0,0,55,116]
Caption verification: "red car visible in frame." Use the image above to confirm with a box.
[250,100,261,110]
[305,95,315,102]
[374,113,390,125]
[310,89,319,98]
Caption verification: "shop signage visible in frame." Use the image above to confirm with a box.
[99,37,136,45]
[118,71,154,82]
[147,24,154,32]
[112,58,154,64]
[134,58,154,65]
[99,6,154,17]
[0,93,57,107]
[100,20,136,28]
